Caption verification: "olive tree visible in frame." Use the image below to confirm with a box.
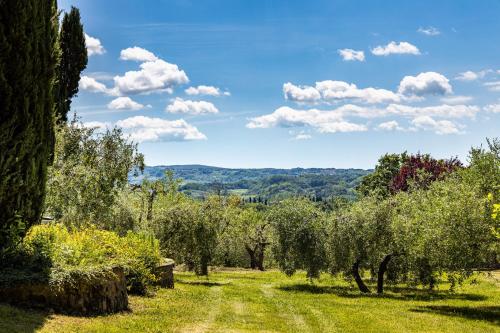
[154,195,236,276]
[392,173,495,289]
[45,120,144,227]
[269,198,327,279]
[329,197,396,293]
[221,207,272,270]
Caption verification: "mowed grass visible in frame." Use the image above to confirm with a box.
[1,269,499,333]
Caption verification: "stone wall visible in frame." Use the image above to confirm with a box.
[0,267,128,315]
[154,259,175,289]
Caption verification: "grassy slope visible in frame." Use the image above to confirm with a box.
[0,270,499,333]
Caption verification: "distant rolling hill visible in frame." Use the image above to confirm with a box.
[129,165,371,201]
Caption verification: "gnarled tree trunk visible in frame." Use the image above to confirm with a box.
[352,260,371,293]
[245,245,257,269]
[256,246,265,271]
[377,254,392,294]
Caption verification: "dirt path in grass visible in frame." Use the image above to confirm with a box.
[178,286,223,333]
[260,283,312,332]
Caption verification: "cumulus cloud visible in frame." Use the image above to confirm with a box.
[371,41,420,56]
[377,120,404,131]
[283,81,400,105]
[411,116,462,135]
[107,97,145,110]
[338,49,365,62]
[283,82,322,103]
[120,47,158,62]
[185,85,229,96]
[85,34,105,56]
[440,95,473,104]
[418,27,440,36]
[484,104,500,113]
[166,98,219,115]
[116,116,206,142]
[398,72,452,96]
[316,80,400,104]
[455,70,491,81]
[113,59,189,95]
[79,76,112,94]
[246,106,367,133]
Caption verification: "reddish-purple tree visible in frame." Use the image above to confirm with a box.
[390,154,462,193]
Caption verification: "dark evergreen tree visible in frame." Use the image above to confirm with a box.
[55,6,88,123]
[0,0,59,253]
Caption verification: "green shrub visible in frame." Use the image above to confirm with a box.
[15,224,161,294]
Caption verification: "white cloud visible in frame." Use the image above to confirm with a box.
[317,121,368,133]
[338,49,365,62]
[246,106,367,133]
[377,121,404,131]
[484,104,500,113]
[113,59,189,95]
[484,81,500,92]
[418,27,440,36]
[316,80,400,104]
[283,82,321,103]
[166,98,219,115]
[440,95,473,104]
[371,41,420,56]
[107,97,145,110]
[82,121,111,129]
[283,81,400,105]
[85,34,105,56]
[120,47,158,62]
[411,116,462,135]
[398,72,452,96]
[185,85,228,96]
[79,76,111,94]
[455,70,491,81]
[116,116,206,142]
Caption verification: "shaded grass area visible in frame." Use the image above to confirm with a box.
[0,269,499,333]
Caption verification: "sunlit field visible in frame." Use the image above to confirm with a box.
[1,269,498,333]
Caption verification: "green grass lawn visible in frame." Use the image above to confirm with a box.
[1,269,499,333]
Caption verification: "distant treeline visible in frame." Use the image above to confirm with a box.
[129,165,371,201]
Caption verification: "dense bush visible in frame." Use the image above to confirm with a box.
[3,224,161,295]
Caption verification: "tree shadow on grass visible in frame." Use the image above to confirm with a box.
[411,305,500,325]
[0,304,51,333]
[276,284,487,301]
[176,280,230,287]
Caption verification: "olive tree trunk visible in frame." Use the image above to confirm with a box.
[377,254,392,294]
[352,260,371,293]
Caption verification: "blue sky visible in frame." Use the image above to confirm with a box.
[60,0,500,168]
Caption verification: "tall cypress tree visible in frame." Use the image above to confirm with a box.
[55,6,88,123]
[0,0,59,252]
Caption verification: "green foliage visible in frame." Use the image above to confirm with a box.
[10,224,161,294]
[0,0,59,253]
[217,206,272,269]
[391,174,494,288]
[269,198,327,279]
[45,120,144,228]
[329,196,395,275]
[54,6,87,123]
[356,153,406,198]
[153,195,236,275]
